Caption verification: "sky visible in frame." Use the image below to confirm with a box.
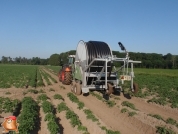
[0,0,178,59]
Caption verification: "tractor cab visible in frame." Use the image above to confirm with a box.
[68,55,75,64]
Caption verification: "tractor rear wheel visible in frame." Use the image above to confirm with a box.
[62,72,72,85]
[106,83,114,95]
[73,82,82,95]
[133,82,138,94]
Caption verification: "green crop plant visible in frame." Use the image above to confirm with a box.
[36,68,44,87]
[18,97,39,134]
[148,114,164,121]
[90,91,103,100]
[0,97,20,113]
[38,89,46,93]
[147,97,167,106]
[41,101,54,114]
[0,65,38,88]
[67,92,79,103]
[37,94,49,101]
[77,102,84,110]
[133,69,178,108]
[28,89,39,94]
[121,108,129,113]
[5,91,11,95]
[49,88,55,92]
[67,92,85,109]
[100,126,120,134]
[59,85,66,89]
[114,97,120,100]
[66,110,81,127]
[39,69,52,85]
[57,102,69,112]
[106,100,116,107]
[44,113,56,122]
[54,94,64,100]
[128,111,137,117]
[156,126,175,134]
[44,65,60,75]
[121,101,137,110]
[47,120,60,134]
[166,118,177,125]
[83,109,98,122]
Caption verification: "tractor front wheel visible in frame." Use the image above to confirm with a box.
[132,82,138,94]
[106,83,114,95]
[72,82,82,95]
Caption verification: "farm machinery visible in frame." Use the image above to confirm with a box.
[58,40,141,95]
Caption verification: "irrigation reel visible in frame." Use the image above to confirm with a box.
[59,40,141,96]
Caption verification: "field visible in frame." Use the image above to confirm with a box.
[0,65,178,134]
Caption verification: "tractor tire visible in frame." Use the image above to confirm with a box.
[62,72,72,85]
[73,82,82,95]
[106,83,114,95]
[71,82,75,93]
[133,82,139,94]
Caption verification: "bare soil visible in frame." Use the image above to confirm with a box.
[0,68,178,134]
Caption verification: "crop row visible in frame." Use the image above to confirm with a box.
[17,97,40,134]
[131,72,178,108]
[40,68,57,83]
[44,65,61,75]
[39,69,52,85]
[0,65,37,88]
[67,92,121,134]
[0,65,58,88]
[0,97,20,115]
[36,93,61,134]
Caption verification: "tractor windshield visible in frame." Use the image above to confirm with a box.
[68,57,74,64]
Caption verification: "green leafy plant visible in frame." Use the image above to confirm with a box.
[83,109,98,122]
[148,114,164,121]
[121,108,128,113]
[121,101,137,110]
[128,111,137,117]
[57,102,69,112]
[47,120,60,134]
[28,89,39,94]
[49,88,55,92]
[37,94,48,101]
[66,110,81,127]
[67,93,85,109]
[100,126,120,134]
[156,126,175,134]
[78,102,84,110]
[39,89,45,93]
[147,97,167,106]
[18,97,39,134]
[54,94,63,100]
[166,118,177,125]
[5,91,11,95]
[41,101,54,114]
[106,100,116,107]
[44,113,56,122]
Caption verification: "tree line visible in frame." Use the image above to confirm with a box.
[1,50,178,69]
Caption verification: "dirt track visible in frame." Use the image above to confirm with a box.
[0,67,178,134]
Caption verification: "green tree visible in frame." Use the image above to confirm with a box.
[48,54,60,66]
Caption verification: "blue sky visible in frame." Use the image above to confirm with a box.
[0,0,178,59]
